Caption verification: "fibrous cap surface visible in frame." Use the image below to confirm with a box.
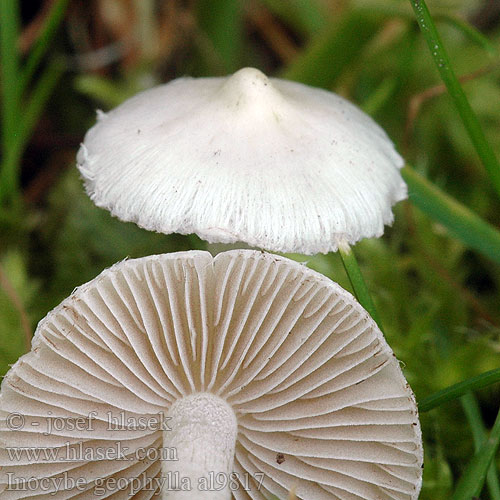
[78,68,407,254]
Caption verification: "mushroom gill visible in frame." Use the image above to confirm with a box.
[0,250,422,499]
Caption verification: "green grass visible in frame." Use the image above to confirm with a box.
[461,392,500,499]
[339,244,383,329]
[420,369,500,412]
[0,0,68,205]
[0,1,499,498]
[409,0,500,198]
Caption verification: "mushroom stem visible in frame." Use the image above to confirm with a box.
[162,393,238,499]
[338,241,383,329]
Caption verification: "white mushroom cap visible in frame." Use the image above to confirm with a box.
[77,68,406,254]
[0,250,422,499]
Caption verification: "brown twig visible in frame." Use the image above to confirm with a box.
[23,148,75,204]
[403,63,498,154]
[404,202,499,327]
[0,263,32,352]
[19,0,57,54]
[470,0,500,32]
[246,2,299,64]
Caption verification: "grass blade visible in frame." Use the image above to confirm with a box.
[19,0,70,95]
[452,405,500,499]
[0,59,65,203]
[339,244,382,330]
[461,392,500,500]
[197,0,243,72]
[370,4,497,56]
[402,166,500,266]
[0,0,21,153]
[257,0,328,37]
[419,368,500,412]
[361,77,399,117]
[409,0,500,197]
[434,13,498,57]
[282,10,381,88]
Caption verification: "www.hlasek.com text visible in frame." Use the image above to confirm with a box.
[7,442,178,462]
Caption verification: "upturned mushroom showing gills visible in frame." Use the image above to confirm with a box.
[77,67,406,255]
[0,250,422,499]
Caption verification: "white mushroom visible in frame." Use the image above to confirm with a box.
[77,68,406,255]
[0,250,422,499]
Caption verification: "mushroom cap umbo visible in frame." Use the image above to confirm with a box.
[0,250,422,499]
[77,67,406,255]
